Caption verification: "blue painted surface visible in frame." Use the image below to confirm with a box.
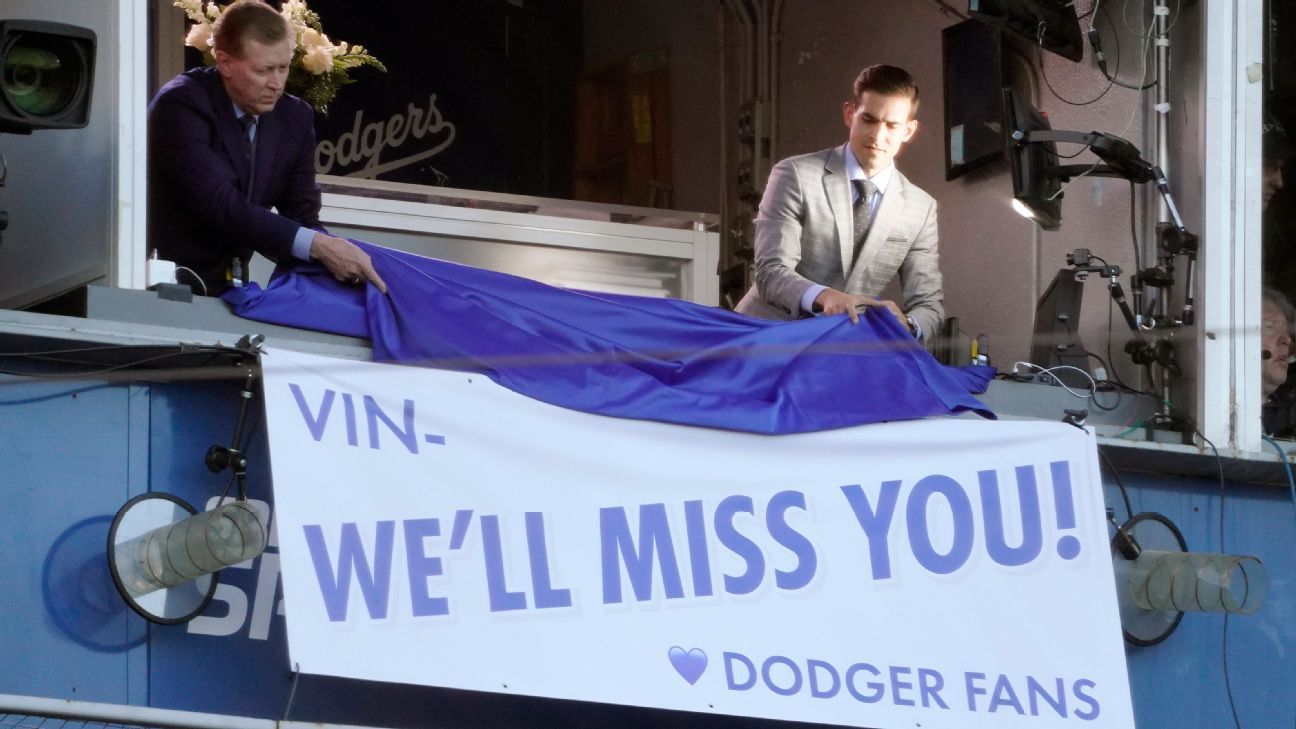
[1114,471,1296,729]
[0,378,145,704]
[4,372,1296,728]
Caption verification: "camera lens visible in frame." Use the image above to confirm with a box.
[2,32,80,117]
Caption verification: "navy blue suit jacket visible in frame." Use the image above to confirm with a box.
[148,66,321,293]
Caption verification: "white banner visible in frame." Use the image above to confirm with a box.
[260,348,1134,729]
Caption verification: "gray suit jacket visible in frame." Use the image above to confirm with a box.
[734,145,944,342]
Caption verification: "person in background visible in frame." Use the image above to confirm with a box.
[734,64,943,344]
[1262,287,1296,438]
[148,0,386,296]
[1262,115,1292,287]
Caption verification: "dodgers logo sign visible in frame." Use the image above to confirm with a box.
[260,348,1135,728]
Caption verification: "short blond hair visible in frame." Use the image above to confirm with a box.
[212,0,288,58]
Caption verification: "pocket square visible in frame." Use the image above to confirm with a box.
[886,235,909,242]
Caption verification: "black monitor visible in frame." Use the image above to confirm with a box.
[943,19,1005,180]
[1031,268,1091,387]
[968,0,1084,63]
[1003,86,1063,231]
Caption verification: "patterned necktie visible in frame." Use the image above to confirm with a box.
[239,114,257,200]
[851,178,877,262]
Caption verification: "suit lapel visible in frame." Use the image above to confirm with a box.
[206,73,255,200]
[820,147,853,279]
[847,171,905,288]
[250,109,275,202]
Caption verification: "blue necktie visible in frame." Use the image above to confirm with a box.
[239,114,257,201]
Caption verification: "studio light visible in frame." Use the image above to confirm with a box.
[1110,512,1267,646]
[107,345,268,624]
[108,494,269,624]
[1010,197,1037,222]
[0,19,96,134]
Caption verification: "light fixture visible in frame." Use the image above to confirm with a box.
[107,493,268,624]
[107,340,268,624]
[1111,511,1267,646]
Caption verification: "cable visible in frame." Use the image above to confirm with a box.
[1097,447,1135,520]
[175,266,208,296]
[0,382,112,406]
[1084,351,1122,410]
[1013,361,1098,398]
[1129,181,1142,274]
[1262,435,1296,530]
[1094,2,1157,91]
[1040,43,1117,106]
[0,350,230,382]
[1197,430,1241,729]
[1047,160,1102,201]
[0,344,244,386]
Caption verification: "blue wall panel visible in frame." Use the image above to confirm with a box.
[0,378,147,703]
[1116,470,1296,729]
[6,371,1296,728]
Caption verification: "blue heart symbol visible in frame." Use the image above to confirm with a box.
[668,646,707,685]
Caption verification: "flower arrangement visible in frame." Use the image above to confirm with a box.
[174,0,385,114]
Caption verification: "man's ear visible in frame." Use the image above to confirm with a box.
[903,119,919,142]
[213,49,231,75]
[842,101,856,129]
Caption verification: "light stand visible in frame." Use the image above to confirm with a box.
[1014,126,1199,441]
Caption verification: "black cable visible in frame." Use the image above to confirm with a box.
[0,343,178,358]
[1056,145,1091,159]
[1197,431,1241,729]
[1097,447,1135,520]
[1105,293,1147,394]
[0,382,112,406]
[0,350,227,381]
[1129,181,1142,274]
[1083,350,1123,411]
[1090,382,1124,411]
[1090,388,1120,411]
[1097,2,1157,91]
[0,349,243,385]
[1039,43,1117,106]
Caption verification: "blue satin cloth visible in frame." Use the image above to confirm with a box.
[223,241,995,434]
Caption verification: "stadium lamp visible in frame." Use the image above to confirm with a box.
[108,343,269,624]
[1109,511,1267,646]
[108,493,269,624]
[0,19,96,134]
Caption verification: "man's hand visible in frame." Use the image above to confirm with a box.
[310,233,388,294]
[814,288,909,329]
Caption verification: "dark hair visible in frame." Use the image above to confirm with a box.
[1265,116,1292,163]
[852,64,920,119]
[212,0,289,58]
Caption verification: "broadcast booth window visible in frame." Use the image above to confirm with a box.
[988,0,1274,456]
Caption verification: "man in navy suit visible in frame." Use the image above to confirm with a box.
[148,0,386,295]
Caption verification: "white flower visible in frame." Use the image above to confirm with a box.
[176,0,383,112]
[184,21,213,52]
[301,44,334,75]
[300,28,332,51]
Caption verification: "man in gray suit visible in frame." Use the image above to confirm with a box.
[735,65,942,343]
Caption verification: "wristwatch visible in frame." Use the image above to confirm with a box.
[905,314,918,336]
